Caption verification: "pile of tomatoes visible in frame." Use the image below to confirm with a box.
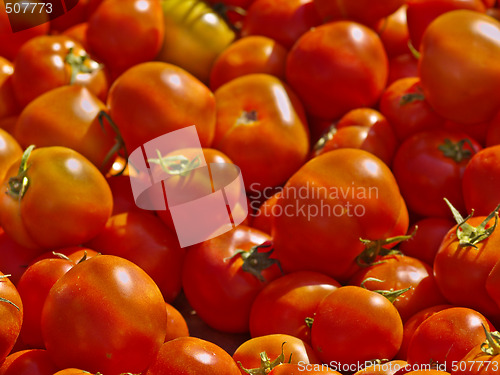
[2,0,500,374]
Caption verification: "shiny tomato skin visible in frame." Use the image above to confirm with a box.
[0,272,22,362]
[0,349,58,375]
[0,128,21,184]
[0,58,18,120]
[214,74,309,190]
[311,286,403,367]
[145,337,241,375]
[286,21,388,120]
[41,255,167,375]
[419,10,500,124]
[52,370,98,375]
[376,5,410,57]
[164,303,189,342]
[107,62,216,153]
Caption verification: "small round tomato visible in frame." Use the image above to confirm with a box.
[11,35,107,107]
[286,21,388,120]
[0,57,18,120]
[0,128,21,183]
[376,5,410,57]
[164,303,189,342]
[0,146,113,250]
[0,349,58,375]
[145,337,241,375]
[210,36,287,91]
[387,53,419,85]
[0,272,22,362]
[310,286,403,367]
[42,255,167,375]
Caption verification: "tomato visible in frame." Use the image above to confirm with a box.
[241,0,321,49]
[462,145,500,216]
[210,36,287,91]
[107,62,216,154]
[164,303,189,342]
[379,77,445,142]
[157,0,235,84]
[105,175,137,215]
[0,57,18,120]
[0,349,58,375]
[314,0,405,27]
[406,307,491,372]
[313,108,398,166]
[406,0,486,49]
[419,10,500,124]
[451,328,500,374]
[0,146,113,249]
[387,53,419,85]
[214,74,309,190]
[182,226,281,333]
[286,21,388,121]
[485,112,500,147]
[62,23,90,51]
[87,0,164,79]
[0,272,22,362]
[392,129,481,218]
[310,286,403,367]
[42,255,167,375]
[353,360,409,375]
[0,116,16,135]
[269,363,342,375]
[249,271,340,344]
[398,217,455,266]
[0,129,21,184]
[49,0,89,33]
[145,337,241,375]
[272,149,408,282]
[85,210,186,303]
[233,334,321,372]
[376,5,410,57]
[12,35,107,108]
[250,191,281,235]
[486,260,500,315]
[53,370,98,375]
[14,86,117,170]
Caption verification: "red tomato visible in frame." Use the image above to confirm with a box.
[310,286,403,367]
[107,62,216,154]
[451,328,500,374]
[210,36,287,91]
[462,145,500,216]
[53,370,98,375]
[269,363,342,374]
[486,111,500,147]
[354,360,409,375]
[214,74,309,190]
[249,271,340,344]
[419,10,500,124]
[0,349,58,375]
[272,149,408,282]
[250,191,281,235]
[41,255,167,375]
[0,272,22,362]
[11,35,107,107]
[50,0,90,32]
[241,0,321,49]
[387,53,419,85]
[286,21,388,120]
[0,57,18,120]
[379,77,445,142]
[164,303,189,342]
[392,129,481,218]
[0,128,21,184]
[87,0,164,79]
[0,146,113,249]
[182,226,281,333]
[145,337,241,375]
[62,23,90,51]
[376,5,410,57]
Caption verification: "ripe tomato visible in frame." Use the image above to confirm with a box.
[419,10,500,124]
[11,35,107,108]
[387,53,419,85]
[14,86,117,170]
[182,226,281,333]
[107,62,216,154]
[392,129,481,218]
[42,255,167,375]
[0,129,21,184]
[49,0,89,33]
[145,337,241,375]
[249,271,340,344]
[379,77,445,142]
[241,0,321,49]
[250,190,281,235]
[0,349,58,375]
[462,145,500,216]
[0,272,22,362]
[157,0,235,84]
[376,5,410,57]
[0,57,18,120]
[272,149,408,282]
[62,22,90,51]
[0,146,113,249]
[286,21,388,120]
[164,303,189,342]
[53,370,98,375]
[214,74,309,190]
[486,111,500,147]
[269,363,342,375]
[353,360,409,375]
[86,0,164,79]
[210,36,287,91]
[451,328,500,374]
[310,286,403,367]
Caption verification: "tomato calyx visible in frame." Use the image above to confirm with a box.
[438,138,476,163]
[236,110,259,126]
[356,228,417,267]
[211,2,247,32]
[360,277,412,303]
[237,342,292,375]
[481,324,500,356]
[148,150,201,177]
[64,47,101,85]
[6,145,35,201]
[98,111,128,174]
[400,88,425,105]
[0,274,20,311]
[445,198,500,249]
[226,241,283,282]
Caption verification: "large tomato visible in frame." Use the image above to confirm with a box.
[0,146,113,249]
[272,149,408,282]
[0,349,58,375]
[41,255,167,375]
[107,62,216,154]
[419,10,500,124]
[286,21,388,120]
[213,74,309,190]
[0,272,22,362]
